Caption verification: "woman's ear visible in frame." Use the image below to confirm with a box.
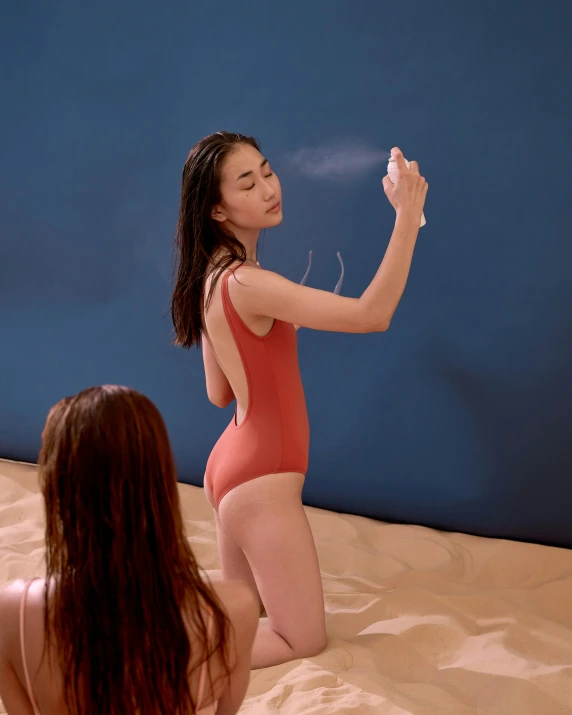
[211,205,226,222]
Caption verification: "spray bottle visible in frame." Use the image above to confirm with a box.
[387,156,426,228]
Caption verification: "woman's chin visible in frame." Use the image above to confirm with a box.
[264,211,283,227]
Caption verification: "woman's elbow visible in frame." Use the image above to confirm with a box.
[355,301,391,333]
[358,314,391,333]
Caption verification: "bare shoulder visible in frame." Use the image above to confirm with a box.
[227,265,279,289]
[0,580,28,655]
[0,579,27,614]
[0,578,45,625]
[225,265,286,307]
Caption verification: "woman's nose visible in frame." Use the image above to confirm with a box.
[262,180,276,200]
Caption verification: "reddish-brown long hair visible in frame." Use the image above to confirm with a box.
[170,131,260,349]
[39,385,231,714]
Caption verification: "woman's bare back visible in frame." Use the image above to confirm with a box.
[203,265,273,424]
[0,577,257,715]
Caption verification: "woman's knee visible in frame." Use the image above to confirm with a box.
[292,632,327,659]
[285,622,327,659]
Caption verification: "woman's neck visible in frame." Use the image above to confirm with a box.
[222,224,259,264]
[212,241,260,267]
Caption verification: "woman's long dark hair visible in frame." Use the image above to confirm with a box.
[171,131,260,348]
[39,385,231,715]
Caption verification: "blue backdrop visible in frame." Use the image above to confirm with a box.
[1,0,571,547]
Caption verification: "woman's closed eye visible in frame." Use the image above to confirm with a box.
[244,172,274,190]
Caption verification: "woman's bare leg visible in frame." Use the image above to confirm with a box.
[214,510,264,612]
[205,481,263,612]
[218,473,327,669]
